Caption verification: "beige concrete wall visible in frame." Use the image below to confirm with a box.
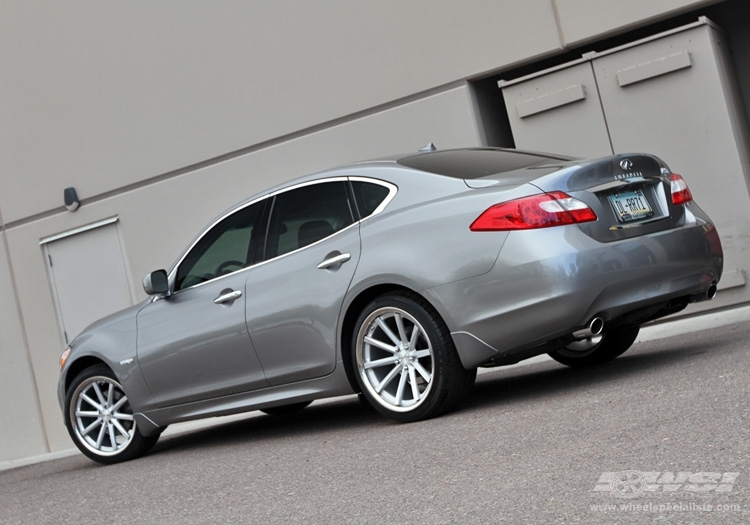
[0,0,561,224]
[0,234,48,462]
[554,0,724,45]
[0,0,727,464]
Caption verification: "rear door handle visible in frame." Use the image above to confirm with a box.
[213,289,242,304]
[317,252,351,270]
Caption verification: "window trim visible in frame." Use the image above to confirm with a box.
[165,176,397,294]
[167,194,269,293]
[347,176,397,220]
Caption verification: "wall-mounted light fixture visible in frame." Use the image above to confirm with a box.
[64,187,80,211]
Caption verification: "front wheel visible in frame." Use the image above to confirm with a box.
[548,324,640,367]
[64,365,158,464]
[352,292,476,423]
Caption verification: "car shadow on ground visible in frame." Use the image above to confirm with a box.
[151,329,738,459]
[465,338,715,412]
[152,395,382,457]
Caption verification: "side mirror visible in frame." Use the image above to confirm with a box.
[143,270,169,296]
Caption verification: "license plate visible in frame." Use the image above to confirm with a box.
[608,189,653,222]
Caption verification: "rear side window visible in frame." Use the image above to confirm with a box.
[351,181,391,219]
[265,181,354,259]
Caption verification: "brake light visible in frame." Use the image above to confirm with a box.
[470,191,597,231]
[670,174,693,205]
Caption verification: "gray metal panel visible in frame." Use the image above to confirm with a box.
[592,22,750,308]
[500,62,613,158]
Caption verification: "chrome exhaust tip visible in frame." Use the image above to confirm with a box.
[688,282,718,303]
[572,316,605,339]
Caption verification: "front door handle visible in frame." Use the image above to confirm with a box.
[316,252,351,270]
[213,289,242,304]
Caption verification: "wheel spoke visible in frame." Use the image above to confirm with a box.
[105,383,115,407]
[76,410,99,418]
[92,382,106,406]
[111,396,129,412]
[108,423,117,449]
[80,392,102,411]
[414,361,431,382]
[81,419,102,437]
[364,335,397,353]
[95,423,107,448]
[113,412,133,422]
[364,356,399,370]
[113,419,131,438]
[395,368,408,405]
[413,349,431,359]
[409,325,420,349]
[394,313,408,344]
[376,317,401,346]
[409,366,420,401]
[375,364,401,393]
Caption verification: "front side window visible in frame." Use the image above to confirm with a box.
[265,181,353,260]
[175,200,265,291]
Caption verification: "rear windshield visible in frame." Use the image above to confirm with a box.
[397,149,570,179]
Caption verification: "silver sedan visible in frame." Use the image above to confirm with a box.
[58,147,723,463]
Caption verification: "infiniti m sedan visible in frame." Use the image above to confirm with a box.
[58,147,722,463]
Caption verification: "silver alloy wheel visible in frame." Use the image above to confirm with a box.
[356,306,435,412]
[69,374,136,457]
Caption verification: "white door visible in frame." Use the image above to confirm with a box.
[44,219,135,345]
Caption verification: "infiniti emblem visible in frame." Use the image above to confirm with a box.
[620,159,634,171]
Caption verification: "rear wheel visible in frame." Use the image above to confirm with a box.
[353,292,476,422]
[548,324,640,367]
[64,365,158,464]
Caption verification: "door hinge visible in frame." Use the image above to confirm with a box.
[64,331,68,344]
[48,254,53,267]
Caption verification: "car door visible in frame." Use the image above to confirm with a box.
[245,179,361,386]
[136,198,269,407]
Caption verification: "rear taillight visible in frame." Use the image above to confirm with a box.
[670,174,693,205]
[470,191,597,231]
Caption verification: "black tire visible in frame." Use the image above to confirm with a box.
[64,365,159,464]
[548,324,641,367]
[352,292,476,423]
[260,401,312,416]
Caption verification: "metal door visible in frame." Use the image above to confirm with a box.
[499,61,612,158]
[136,270,268,407]
[43,219,135,345]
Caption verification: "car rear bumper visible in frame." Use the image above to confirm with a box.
[424,207,723,368]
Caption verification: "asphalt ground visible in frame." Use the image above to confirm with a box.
[1,319,748,524]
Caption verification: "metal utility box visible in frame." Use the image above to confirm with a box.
[499,17,750,312]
